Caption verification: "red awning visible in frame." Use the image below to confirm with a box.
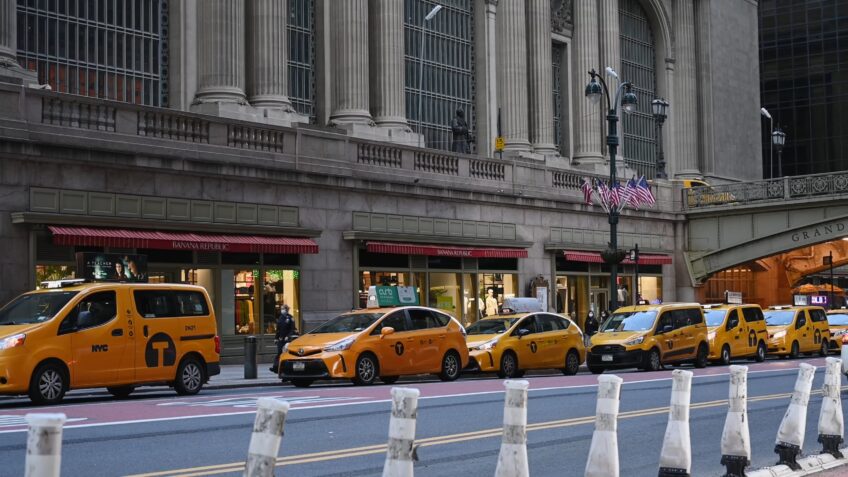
[563,250,672,265]
[367,241,528,258]
[48,226,319,254]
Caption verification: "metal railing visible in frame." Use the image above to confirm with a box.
[685,172,848,210]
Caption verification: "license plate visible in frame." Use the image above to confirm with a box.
[292,362,306,372]
[602,354,613,362]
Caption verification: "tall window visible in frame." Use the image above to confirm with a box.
[16,0,168,107]
[619,0,657,178]
[288,0,315,122]
[552,42,565,156]
[404,0,475,151]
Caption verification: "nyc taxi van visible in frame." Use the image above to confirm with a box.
[587,303,709,373]
[0,279,220,404]
[465,298,585,378]
[764,306,830,358]
[278,286,469,387]
[703,299,768,364]
[826,310,848,351]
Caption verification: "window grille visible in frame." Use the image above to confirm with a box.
[288,0,315,122]
[552,42,564,155]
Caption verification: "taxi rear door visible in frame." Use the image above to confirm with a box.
[537,314,569,367]
[407,308,443,372]
[795,310,814,351]
[513,315,542,369]
[809,308,829,349]
[724,309,745,356]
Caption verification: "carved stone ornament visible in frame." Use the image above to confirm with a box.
[551,0,573,33]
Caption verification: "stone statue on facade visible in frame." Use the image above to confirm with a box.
[451,109,473,154]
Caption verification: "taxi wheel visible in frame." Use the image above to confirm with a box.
[719,345,731,366]
[175,357,204,396]
[694,344,709,368]
[380,376,399,384]
[754,342,766,362]
[498,352,520,379]
[107,386,135,399]
[291,379,313,388]
[354,354,379,385]
[643,349,662,372]
[562,350,580,376]
[439,351,461,382]
[789,341,800,359]
[820,341,829,357]
[29,362,67,405]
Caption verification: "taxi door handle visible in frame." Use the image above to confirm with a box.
[111,328,123,337]
[143,325,149,338]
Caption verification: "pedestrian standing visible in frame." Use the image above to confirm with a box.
[584,311,598,347]
[270,304,294,373]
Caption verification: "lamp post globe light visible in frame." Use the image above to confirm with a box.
[772,127,786,178]
[417,4,443,149]
[584,68,637,312]
[652,98,669,179]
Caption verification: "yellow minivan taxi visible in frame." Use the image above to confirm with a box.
[0,280,220,404]
[703,304,768,364]
[465,312,585,378]
[278,306,469,387]
[826,310,848,351]
[764,306,830,358]
[587,303,709,373]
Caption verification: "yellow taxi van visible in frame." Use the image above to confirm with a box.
[279,287,468,387]
[764,305,830,358]
[703,300,768,364]
[826,309,848,351]
[465,301,585,378]
[0,279,220,404]
[587,303,709,373]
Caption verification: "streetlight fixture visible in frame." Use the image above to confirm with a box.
[629,244,640,305]
[761,107,773,178]
[772,127,786,178]
[417,4,443,149]
[584,67,637,312]
[652,98,669,179]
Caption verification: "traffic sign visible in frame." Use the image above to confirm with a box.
[494,136,505,152]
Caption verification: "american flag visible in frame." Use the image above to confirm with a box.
[620,177,638,209]
[636,176,656,206]
[596,181,611,211]
[581,178,593,204]
[609,181,622,209]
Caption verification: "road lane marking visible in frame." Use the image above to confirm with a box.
[126,385,844,477]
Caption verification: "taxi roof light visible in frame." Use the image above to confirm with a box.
[39,278,88,289]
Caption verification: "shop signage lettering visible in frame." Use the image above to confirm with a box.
[435,248,474,257]
[171,241,230,251]
[367,286,420,307]
[791,223,847,242]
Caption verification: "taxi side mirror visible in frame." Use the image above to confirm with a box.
[380,327,395,337]
[659,324,673,334]
[516,328,531,338]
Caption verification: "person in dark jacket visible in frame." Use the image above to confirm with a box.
[270,304,295,373]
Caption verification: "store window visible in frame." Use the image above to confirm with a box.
[233,269,259,335]
[263,269,301,333]
[478,273,518,317]
[430,272,461,318]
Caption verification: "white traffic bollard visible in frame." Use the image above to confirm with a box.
[774,363,816,470]
[842,336,848,376]
[585,375,624,477]
[25,413,67,477]
[720,365,751,477]
[494,379,530,477]
[382,387,420,477]
[658,369,693,477]
[244,397,290,477]
[818,357,844,458]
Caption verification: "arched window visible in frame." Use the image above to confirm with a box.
[404,0,475,151]
[619,0,657,178]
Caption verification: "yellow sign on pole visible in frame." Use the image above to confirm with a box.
[494,136,505,152]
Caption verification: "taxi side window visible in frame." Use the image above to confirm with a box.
[373,311,409,334]
[742,307,764,323]
[726,310,741,330]
[514,316,539,335]
[540,314,567,332]
[408,309,446,330]
[688,308,704,325]
[59,291,117,334]
[134,290,210,318]
[795,312,807,329]
[657,312,672,333]
[672,309,693,330]
[809,309,827,323]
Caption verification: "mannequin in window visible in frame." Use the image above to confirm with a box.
[485,288,499,316]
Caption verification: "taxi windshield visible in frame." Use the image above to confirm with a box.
[828,313,848,325]
[600,311,657,332]
[705,310,728,327]
[765,311,795,326]
[466,318,519,335]
[309,313,382,333]
[0,291,79,325]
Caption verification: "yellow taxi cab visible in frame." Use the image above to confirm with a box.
[465,308,585,378]
[0,279,220,404]
[703,301,768,364]
[587,303,709,373]
[826,309,848,351]
[764,305,830,358]
[278,303,469,387]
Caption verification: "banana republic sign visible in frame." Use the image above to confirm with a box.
[791,222,847,243]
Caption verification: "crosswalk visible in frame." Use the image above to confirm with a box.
[0,415,87,428]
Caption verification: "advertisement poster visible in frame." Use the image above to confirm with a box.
[75,253,148,282]
[367,286,421,307]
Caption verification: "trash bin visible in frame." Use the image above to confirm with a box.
[244,335,257,379]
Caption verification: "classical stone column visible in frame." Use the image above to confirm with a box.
[194,0,247,104]
[474,0,499,156]
[0,0,36,83]
[695,0,714,174]
[526,0,557,156]
[369,0,406,128]
[497,0,530,152]
[674,0,700,177]
[599,0,620,158]
[247,0,293,109]
[572,0,603,164]
[329,0,373,125]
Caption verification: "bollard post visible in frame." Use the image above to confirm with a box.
[720,365,751,477]
[774,363,816,470]
[24,413,67,477]
[658,369,693,477]
[841,335,848,376]
[818,357,844,458]
[244,335,257,379]
[494,380,530,477]
[585,375,624,477]
[244,397,290,477]
[382,387,420,477]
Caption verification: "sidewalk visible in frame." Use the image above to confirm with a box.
[207,364,283,390]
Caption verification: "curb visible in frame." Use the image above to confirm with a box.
[747,451,848,477]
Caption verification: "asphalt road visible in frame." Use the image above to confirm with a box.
[0,357,844,477]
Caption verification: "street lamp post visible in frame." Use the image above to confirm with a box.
[585,68,638,312]
[652,98,669,179]
[772,127,786,178]
[417,4,443,149]
[630,244,640,305]
[761,107,773,178]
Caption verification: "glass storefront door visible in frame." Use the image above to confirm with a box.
[429,272,461,318]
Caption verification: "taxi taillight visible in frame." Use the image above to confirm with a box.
[214,335,221,354]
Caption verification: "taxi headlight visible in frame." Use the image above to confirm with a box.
[0,333,25,350]
[831,329,847,338]
[474,339,498,351]
[707,331,716,341]
[323,337,355,352]
[623,335,645,346]
[770,330,786,340]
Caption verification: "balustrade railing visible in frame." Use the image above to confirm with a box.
[357,143,402,168]
[42,97,116,131]
[415,151,459,176]
[228,125,284,152]
[685,172,848,209]
[139,111,209,143]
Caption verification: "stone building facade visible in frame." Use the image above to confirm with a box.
[0,0,762,362]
